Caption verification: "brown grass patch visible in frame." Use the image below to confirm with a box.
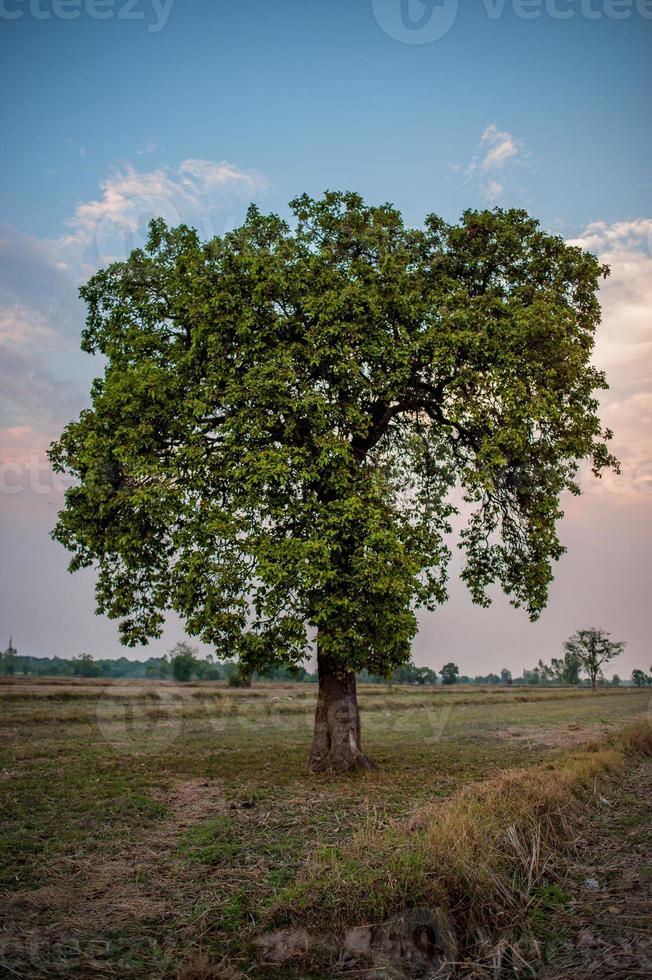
[264,720,652,975]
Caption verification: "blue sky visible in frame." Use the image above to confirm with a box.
[1,0,651,674]
[3,0,651,237]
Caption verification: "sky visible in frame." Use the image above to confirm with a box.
[0,0,651,678]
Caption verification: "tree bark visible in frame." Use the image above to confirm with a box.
[308,649,373,773]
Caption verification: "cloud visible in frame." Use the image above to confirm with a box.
[0,224,82,333]
[0,155,270,476]
[0,341,86,471]
[57,158,268,272]
[0,304,57,350]
[568,219,652,495]
[478,124,520,171]
[461,124,530,203]
[568,218,652,255]
[484,180,504,204]
[0,343,85,429]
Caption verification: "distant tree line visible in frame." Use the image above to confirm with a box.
[3,627,644,687]
[0,648,316,683]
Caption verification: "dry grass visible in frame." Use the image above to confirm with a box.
[1,678,649,977]
[265,721,652,975]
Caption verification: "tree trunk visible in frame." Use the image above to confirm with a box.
[308,650,373,773]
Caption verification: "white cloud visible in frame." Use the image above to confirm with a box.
[0,156,270,473]
[568,218,652,256]
[568,219,652,492]
[462,124,529,203]
[478,124,519,171]
[57,158,268,272]
[178,159,258,188]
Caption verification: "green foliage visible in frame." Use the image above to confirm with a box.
[440,662,460,685]
[564,627,625,688]
[72,653,101,678]
[227,664,253,688]
[1,640,17,676]
[522,667,541,685]
[535,648,582,686]
[49,193,616,678]
[529,883,571,938]
[169,642,198,682]
[391,662,438,685]
[632,668,651,687]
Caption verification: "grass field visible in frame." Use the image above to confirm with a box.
[0,678,649,978]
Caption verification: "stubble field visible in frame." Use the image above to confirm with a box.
[0,678,650,978]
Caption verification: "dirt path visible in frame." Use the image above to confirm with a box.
[537,760,652,979]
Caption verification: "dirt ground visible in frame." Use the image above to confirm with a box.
[537,760,652,979]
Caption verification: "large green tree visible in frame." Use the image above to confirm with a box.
[50,192,616,770]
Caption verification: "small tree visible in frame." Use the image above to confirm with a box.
[500,668,512,685]
[440,662,459,685]
[1,638,17,676]
[557,649,581,685]
[631,668,651,687]
[228,664,253,688]
[611,674,621,686]
[564,628,625,691]
[522,667,541,685]
[170,642,198,683]
[73,652,100,677]
[49,194,617,770]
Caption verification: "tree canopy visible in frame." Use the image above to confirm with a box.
[50,192,617,768]
[564,627,625,690]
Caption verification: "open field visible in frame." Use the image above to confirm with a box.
[1,679,650,978]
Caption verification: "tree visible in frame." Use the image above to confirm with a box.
[500,668,512,685]
[170,642,198,683]
[1,637,17,676]
[440,662,460,685]
[49,193,616,771]
[632,668,651,687]
[553,649,581,685]
[72,652,100,678]
[536,649,581,685]
[392,662,438,685]
[564,628,625,691]
[522,667,541,685]
[611,674,621,686]
[228,664,253,688]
